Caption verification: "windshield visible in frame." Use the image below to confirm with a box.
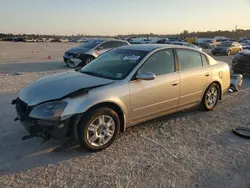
[80,49,148,80]
[220,41,232,46]
[79,40,104,49]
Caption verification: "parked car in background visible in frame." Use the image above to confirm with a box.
[68,38,77,43]
[169,41,202,51]
[241,41,250,50]
[199,39,220,49]
[60,38,69,43]
[232,50,250,74]
[141,37,159,44]
[168,37,183,42]
[50,38,61,42]
[64,39,130,68]
[25,38,36,42]
[128,37,146,44]
[13,44,230,151]
[156,38,169,44]
[13,37,26,42]
[211,41,242,56]
[184,37,197,44]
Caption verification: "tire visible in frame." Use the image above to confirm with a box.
[212,52,216,56]
[227,50,231,56]
[65,60,78,68]
[201,83,220,111]
[85,56,94,65]
[78,107,120,151]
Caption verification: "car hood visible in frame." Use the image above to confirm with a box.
[239,50,250,56]
[243,44,250,47]
[19,71,114,106]
[66,47,90,53]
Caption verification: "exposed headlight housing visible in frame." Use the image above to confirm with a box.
[29,101,67,121]
[75,53,81,58]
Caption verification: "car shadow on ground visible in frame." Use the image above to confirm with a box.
[0,61,69,74]
[0,107,202,176]
[0,136,91,176]
[0,93,90,175]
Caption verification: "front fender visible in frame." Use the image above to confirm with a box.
[60,82,130,124]
[83,51,98,58]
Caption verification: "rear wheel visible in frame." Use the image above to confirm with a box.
[78,107,120,151]
[201,83,220,111]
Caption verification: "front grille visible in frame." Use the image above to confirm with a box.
[16,98,32,118]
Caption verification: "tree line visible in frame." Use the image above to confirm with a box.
[1,29,250,39]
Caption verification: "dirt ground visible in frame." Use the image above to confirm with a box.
[0,42,250,188]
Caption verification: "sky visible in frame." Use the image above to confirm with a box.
[0,0,250,36]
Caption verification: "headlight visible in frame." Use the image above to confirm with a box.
[29,101,67,121]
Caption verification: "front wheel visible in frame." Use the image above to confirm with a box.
[201,83,220,111]
[85,56,94,65]
[78,107,120,151]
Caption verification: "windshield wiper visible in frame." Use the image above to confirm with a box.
[80,70,109,79]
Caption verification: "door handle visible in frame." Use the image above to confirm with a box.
[205,72,210,77]
[172,81,179,86]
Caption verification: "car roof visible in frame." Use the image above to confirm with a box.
[93,38,128,42]
[118,44,193,52]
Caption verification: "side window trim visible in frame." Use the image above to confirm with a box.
[201,54,210,66]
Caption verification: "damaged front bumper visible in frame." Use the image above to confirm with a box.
[12,98,79,142]
[19,117,71,140]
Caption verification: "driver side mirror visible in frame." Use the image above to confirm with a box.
[136,72,156,81]
[96,46,104,50]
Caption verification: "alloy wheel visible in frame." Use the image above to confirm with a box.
[205,86,218,108]
[86,115,116,147]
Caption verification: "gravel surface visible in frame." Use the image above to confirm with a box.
[0,42,77,64]
[0,89,250,188]
[0,71,68,94]
[0,43,250,188]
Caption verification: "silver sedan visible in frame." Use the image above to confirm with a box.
[13,44,230,151]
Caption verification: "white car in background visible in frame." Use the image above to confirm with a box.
[129,37,147,44]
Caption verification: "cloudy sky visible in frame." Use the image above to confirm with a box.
[0,0,250,35]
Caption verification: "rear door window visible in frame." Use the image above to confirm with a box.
[176,50,203,71]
